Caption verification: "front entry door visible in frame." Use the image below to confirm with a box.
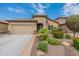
[37,23,43,31]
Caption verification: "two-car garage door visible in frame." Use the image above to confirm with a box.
[11,24,34,34]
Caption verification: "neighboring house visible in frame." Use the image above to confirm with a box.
[55,17,71,33]
[0,15,59,34]
[0,21,8,34]
[59,23,72,33]
[55,17,67,24]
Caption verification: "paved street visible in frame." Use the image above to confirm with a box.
[0,34,33,56]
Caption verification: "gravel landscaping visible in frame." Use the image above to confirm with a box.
[31,37,79,56]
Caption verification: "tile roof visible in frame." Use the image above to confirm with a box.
[47,17,59,24]
[0,20,8,24]
[7,19,37,22]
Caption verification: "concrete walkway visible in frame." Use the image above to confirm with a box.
[0,34,33,56]
[44,45,79,56]
[43,39,79,56]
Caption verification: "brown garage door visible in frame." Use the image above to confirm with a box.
[11,24,34,34]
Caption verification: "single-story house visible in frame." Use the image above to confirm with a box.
[58,23,72,33]
[0,15,59,34]
[55,17,72,33]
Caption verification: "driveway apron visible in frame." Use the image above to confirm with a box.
[0,34,33,56]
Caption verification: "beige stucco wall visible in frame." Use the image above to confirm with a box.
[47,20,59,27]
[33,16,48,28]
[8,22,37,34]
[0,23,8,33]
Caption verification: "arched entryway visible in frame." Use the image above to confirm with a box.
[37,23,43,31]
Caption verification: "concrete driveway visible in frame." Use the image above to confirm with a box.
[0,34,33,56]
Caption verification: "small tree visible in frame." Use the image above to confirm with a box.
[65,15,79,38]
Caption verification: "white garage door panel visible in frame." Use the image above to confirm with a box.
[12,25,34,34]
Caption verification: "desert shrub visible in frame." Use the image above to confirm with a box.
[53,31,64,39]
[65,34,71,39]
[57,27,63,31]
[73,38,79,50]
[37,41,48,52]
[38,28,49,41]
[48,38,62,45]
[51,29,56,33]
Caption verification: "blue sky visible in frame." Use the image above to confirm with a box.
[0,3,79,20]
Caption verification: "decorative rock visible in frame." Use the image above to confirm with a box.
[61,41,71,46]
[36,50,45,56]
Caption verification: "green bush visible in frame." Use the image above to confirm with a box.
[37,41,48,52]
[51,29,56,33]
[53,31,64,39]
[65,34,71,39]
[73,38,79,50]
[57,27,63,31]
[48,38,62,45]
[38,28,49,41]
[51,27,62,32]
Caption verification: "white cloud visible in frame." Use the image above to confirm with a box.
[6,7,26,14]
[62,3,79,16]
[30,3,49,14]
